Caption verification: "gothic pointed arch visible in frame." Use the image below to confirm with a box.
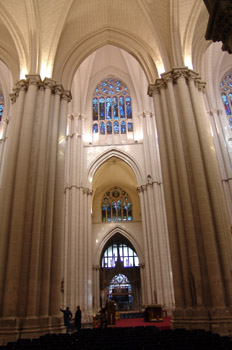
[94,227,143,267]
[54,28,159,89]
[85,148,143,189]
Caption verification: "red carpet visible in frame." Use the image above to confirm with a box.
[115,317,171,330]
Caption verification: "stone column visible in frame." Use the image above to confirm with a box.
[50,90,72,315]
[148,67,232,334]
[0,80,27,311]
[207,108,232,223]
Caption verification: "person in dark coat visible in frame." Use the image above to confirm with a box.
[75,305,82,331]
[60,306,72,333]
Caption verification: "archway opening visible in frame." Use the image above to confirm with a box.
[100,233,142,312]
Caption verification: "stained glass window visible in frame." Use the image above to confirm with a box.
[100,122,105,135]
[220,72,232,129]
[121,121,126,134]
[102,242,139,268]
[0,95,4,122]
[107,121,112,134]
[102,187,132,222]
[92,77,133,137]
[93,123,98,133]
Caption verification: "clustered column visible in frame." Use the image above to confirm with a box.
[148,67,232,333]
[138,111,174,310]
[64,114,93,323]
[0,75,71,335]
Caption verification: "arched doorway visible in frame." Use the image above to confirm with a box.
[100,233,142,311]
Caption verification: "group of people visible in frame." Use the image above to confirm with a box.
[60,306,81,333]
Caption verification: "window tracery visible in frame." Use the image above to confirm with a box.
[92,77,133,138]
[102,187,132,222]
[101,242,139,268]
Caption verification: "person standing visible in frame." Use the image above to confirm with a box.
[60,306,72,333]
[75,305,82,331]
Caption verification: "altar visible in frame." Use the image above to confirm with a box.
[144,304,163,322]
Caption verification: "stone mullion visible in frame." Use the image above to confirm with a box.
[40,86,63,315]
[137,188,152,304]
[50,90,71,315]
[190,77,232,306]
[148,83,185,308]
[174,70,225,308]
[26,79,56,316]
[0,81,27,312]
[3,75,41,316]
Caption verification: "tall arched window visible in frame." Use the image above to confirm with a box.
[102,187,132,222]
[92,77,133,138]
[220,71,232,129]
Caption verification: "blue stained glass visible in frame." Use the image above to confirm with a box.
[224,88,228,91]
[116,87,121,92]
[220,82,224,87]
[112,96,118,119]
[117,200,122,221]
[119,96,125,118]
[92,98,98,120]
[107,203,111,221]
[102,88,108,93]
[115,80,121,86]
[229,92,232,104]
[229,118,232,129]
[112,201,117,221]
[106,97,112,119]
[123,91,126,95]
[109,84,114,89]
[114,121,119,134]
[109,90,114,95]
[121,121,126,134]
[107,121,112,134]
[221,93,231,115]
[93,123,98,133]
[128,122,133,132]
[102,203,107,222]
[100,122,105,134]
[126,97,132,118]
[99,97,105,119]
[95,88,99,92]
[228,82,232,87]
[97,93,101,96]
[102,82,107,87]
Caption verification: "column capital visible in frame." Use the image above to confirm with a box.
[26,74,42,87]
[43,78,56,91]
[161,71,173,84]
[172,67,189,83]
[54,84,63,96]
[61,90,72,103]
[148,83,160,97]
[92,265,100,271]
